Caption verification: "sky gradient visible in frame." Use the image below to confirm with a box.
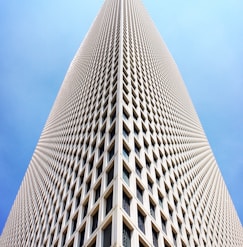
[0,0,243,233]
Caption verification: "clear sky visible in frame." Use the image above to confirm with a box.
[0,0,242,234]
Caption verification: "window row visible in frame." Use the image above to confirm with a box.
[50,189,113,247]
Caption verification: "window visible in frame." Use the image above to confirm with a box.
[133,109,138,120]
[123,124,130,139]
[134,141,140,156]
[187,230,191,242]
[158,192,163,207]
[106,191,113,215]
[66,207,71,222]
[107,166,114,185]
[83,201,88,219]
[99,142,105,157]
[91,140,96,153]
[152,228,158,247]
[66,181,70,192]
[135,162,142,177]
[85,139,90,150]
[123,224,131,247]
[74,168,78,179]
[109,127,115,141]
[134,124,139,136]
[100,125,106,139]
[172,230,177,247]
[137,185,143,203]
[123,144,130,160]
[111,95,116,108]
[151,136,155,147]
[103,222,112,247]
[164,183,169,196]
[80,172,84,185]
[58,220,62,234]
[138,210,145,233]
[141,112,146,122]
[145,156,151,170]
[110,109,116,124]
[97,161,103,178]
[142,124,147,134]
[48,232,54,246]
[108,144,115,162]
[123,108,129,120]
[153,153,158,164]
[168,206,173,221]
[123,166,130,185]
[72,215,78,234]
[91,210,99,232]
[89,158,94,172]
[62,229,67,246]
[55,209,59,224]
[62,198,67,212]
[150,201,155,218]
[94,184,101,202]
[173,197,178,210]
[70,185,75,199]
[123,191,130,215]
[147,177,153,193]
[132,98,137,108]
[102,110,107,123]
[93,124,98,137]
[178,218,182,234]
[182,208,185,220]
[155,172,160,185]
[161,215,167,233]
[143,138,149,150]
[86,178,91,193]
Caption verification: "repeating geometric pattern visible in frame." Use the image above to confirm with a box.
[1,0,242,246]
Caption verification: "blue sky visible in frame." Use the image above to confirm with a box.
[0,0,242,233]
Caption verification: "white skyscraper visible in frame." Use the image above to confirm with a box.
[1,0,242,246]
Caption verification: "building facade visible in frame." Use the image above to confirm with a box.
[1,0,243,246]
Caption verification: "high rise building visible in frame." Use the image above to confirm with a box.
[1,0,242,246]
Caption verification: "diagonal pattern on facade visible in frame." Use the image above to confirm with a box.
[1,0,243,246]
